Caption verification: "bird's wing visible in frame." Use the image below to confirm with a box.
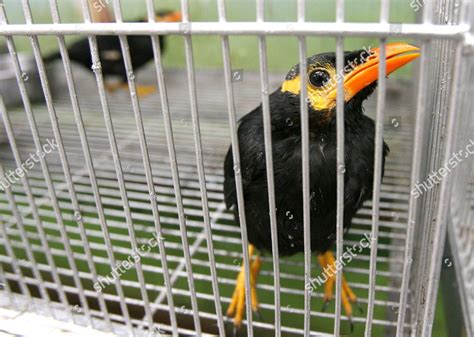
[64,38,93,68]
[223,108,266,210]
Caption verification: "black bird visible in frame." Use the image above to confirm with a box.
[224,43,420,330]
[44,10,181,97]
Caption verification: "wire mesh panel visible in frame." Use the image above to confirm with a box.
[447,64,474,336]
[445,3,474,333]
[0,1,472,337]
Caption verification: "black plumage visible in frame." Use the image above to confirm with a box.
[224,50,390,257]
[45,34,162,82]
[43,12,175,82]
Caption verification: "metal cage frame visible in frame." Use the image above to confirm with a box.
[0,0,473,336]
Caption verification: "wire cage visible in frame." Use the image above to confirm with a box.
[0,0,472,336]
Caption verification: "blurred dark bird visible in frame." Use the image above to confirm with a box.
[224,42,420,332]
[43,10,181,97]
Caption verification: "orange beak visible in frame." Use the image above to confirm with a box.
[341,42,420,101]
[156,11,182,23]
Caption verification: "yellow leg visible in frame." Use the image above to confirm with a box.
[318,251,358,322]
[106,82,157,97]
[118,83,157,97]
[135,84,157,97]
[104,81,123,93]
[226,244,261,329]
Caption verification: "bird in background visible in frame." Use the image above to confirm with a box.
[224,42,420,334]
[43,10,182,97]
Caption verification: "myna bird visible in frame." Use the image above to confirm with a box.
[44,10,181,97]
[224,43,420,332]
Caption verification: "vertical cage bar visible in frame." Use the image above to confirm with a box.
[255,0,281,335]
[0,207,31,306]
[19,1,96,326]
[21,0,100,327]
[108,0,173,332]
[78,0,136,334]
[334,0,345,333]
[20,0,94,327]
[364,0,389,334]
[420,40,464,337]
[296,1,311,335]
[0,95,65,318]
[409,0,442,334]
[217,1,254,335]
[45,0,117,330]
[142,0,204,334]
[334,35,345,337]
[0,162,32,305]
[48,4,136,333]
[0,261,14,307]
[396,0,433,333]
[0,102,53,317]
[0,5,76,324]
[364,39,386,334]
[143,0,180,334]
[418,2,470,336]
[395,41,429,337]
[142,6,182,336]
[177,0,226,335]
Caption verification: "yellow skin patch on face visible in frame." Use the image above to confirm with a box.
[281,64,347,111]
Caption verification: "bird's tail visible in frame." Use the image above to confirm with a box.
[43,51,61,64]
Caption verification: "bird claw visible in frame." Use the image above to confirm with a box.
[253,309,264,321]
[226,245,261,336]
[232,324,239,337]
[348,315,354,333]
[134,84,157,97]
[318,251,359,331]
[321,299,330,312]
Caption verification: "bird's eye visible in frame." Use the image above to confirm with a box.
[309,70,330,88]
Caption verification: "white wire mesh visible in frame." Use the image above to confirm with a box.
[0,0,472,336]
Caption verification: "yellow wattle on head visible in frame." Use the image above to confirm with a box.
[281,43,420,112]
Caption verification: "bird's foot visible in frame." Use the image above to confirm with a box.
[226,244,262,334]
[318,251,359,332]
[104,82,123,93]
[119,83,157,97]
[105,82,157,97]
[134,84,157,97]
